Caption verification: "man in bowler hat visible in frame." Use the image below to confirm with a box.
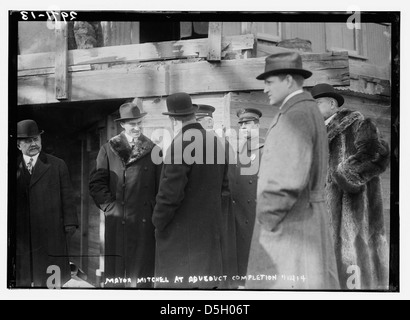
[311,83,390,289]
[229,108,264,287]
[89,100,162,288]
[16,120,78,287]
[245,52,340,289]
[152,92,230,289]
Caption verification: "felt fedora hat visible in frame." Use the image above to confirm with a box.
[194,104,216,119]
[163,92,197,116]
[114,101,147,121]
[311,83,345,107]
[256,51,312,80]
[17,119,44,138]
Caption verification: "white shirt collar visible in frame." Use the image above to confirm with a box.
[325,113,338,126]
[280,89,304,109]
[124,132,136,145]
[23,153,40,167]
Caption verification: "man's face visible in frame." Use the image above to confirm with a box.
[263,75,291,106]
[316,97,337,120]
[239,120,260,139]
[197,117,214,130]
[121,119,143,138]
[18,135,42,157]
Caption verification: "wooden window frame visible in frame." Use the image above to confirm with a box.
[256,22,282,43]
[326,23,368,60]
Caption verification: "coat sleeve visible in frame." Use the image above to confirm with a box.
[59,159,79,227]
[152,158,191,231]
[257,112,313,232]
[333,118,390,193]
[89,146,116,212]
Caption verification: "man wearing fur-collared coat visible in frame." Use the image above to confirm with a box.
[312,83,390,290]
[89,102,162,288]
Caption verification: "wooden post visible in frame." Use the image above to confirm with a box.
[241,22,257,58]
[55,21,68,100]
[207,22,222,61]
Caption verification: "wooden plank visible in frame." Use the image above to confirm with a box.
[55,22,68,100]
[18,53,349,105]
[207,22,222,61]
[18,65,92,77]
[241,22,257,58]
[18,34,255,71]
[349,59,390,80]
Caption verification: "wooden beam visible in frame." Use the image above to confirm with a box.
[241,22,257,58]
[18,34,255,71]
[55,22,68,100]
[18,52,349,105]
[207,22,223,61]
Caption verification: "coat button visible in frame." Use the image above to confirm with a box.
[122,184,126,188]
[249,180,253,184]
[232,200,236,204]
[142,218,147,223]
[245,219,249,224]
[122,220,126,225]
[144,167,148,171]
[121,201,125,206]
[247,200,251,204]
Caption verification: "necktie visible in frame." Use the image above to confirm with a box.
[132,138,138,150]
[27,157,34,174]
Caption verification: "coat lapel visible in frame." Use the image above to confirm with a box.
[266,91,313,137]
[30,153,51,188]
[327,109,364,143]
[109,132,155,166]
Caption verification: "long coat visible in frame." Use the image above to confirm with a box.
[152,123,230,289]
[326,109,390,290]
[229,136,264,284]
[16,152,78,288]
[246,92,340,290]
[89,132,162,288]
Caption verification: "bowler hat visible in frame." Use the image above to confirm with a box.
[311,83,345,107]
[256,51,312,80]
[115,101,147,122]
[163,92,197,116]
[17,119,44,138]
[237,108,263,124]
[194,104,216,119]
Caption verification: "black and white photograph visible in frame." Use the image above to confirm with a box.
[3,1,406,301]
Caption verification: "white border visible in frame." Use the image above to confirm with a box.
[1,0,408,300]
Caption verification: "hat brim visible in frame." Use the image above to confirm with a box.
[114,113,147,121]
[17,130,44,138]
[256,68,312,80]
[162,111,196,116]
[313,92,345,107]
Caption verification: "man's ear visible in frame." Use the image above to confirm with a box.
[17,142,21,151]
[120,122,125,129]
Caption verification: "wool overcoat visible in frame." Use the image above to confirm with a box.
[229,136,264,284]
[89,132,162,288]
[326,109,390,290]
[152,123,230,289]
[246,92,340,290]
[16,152,78,288]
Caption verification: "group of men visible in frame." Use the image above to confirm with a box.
[15,51,390,290]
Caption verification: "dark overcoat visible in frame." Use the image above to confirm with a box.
[16,152,78,288]
[326,109,390,290]
[152,123,230,289]
[246,92,340,290]
[89,132,162,288]
[229,136,264,284]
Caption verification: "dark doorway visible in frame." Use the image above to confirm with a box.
[139,21,181,43]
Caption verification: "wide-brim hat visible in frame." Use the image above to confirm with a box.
[311,83,345,107]
[194,104,216,119]
[256,51,312,80]
[114,101,147,122]
[163,92,197,116]
[17,119,44,138]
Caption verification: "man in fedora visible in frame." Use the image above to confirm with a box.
[229,108,264,287]
[311,83,390,290]
[16,119,78,288]
[194,104,216,130]
[152,92,230,289]
[89,100,162,288]
[245,52,339,290]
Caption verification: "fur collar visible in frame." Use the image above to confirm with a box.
[109,132,155,165]
[327,108,364,143]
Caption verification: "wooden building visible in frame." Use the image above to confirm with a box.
[16,19,392,287]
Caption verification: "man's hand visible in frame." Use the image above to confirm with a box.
[65,225,77,237]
